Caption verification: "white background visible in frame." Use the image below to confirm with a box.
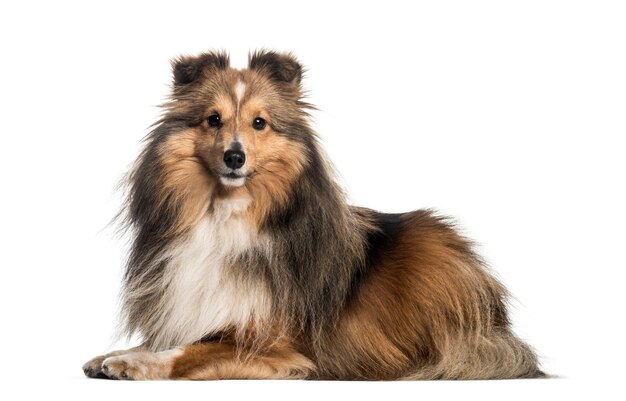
[1,0,624,399]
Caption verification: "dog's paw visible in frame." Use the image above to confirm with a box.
[93,349,180,380]
[101,355,146,380]
[82,355,108,379]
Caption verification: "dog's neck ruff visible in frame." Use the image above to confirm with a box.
[145,196,270,351]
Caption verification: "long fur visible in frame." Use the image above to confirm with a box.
[89,49,543,380]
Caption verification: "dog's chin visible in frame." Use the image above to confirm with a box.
[219,173,247,188]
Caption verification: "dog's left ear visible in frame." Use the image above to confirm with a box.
[248,50,303,90]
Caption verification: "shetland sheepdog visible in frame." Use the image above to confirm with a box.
[83,50,543,380]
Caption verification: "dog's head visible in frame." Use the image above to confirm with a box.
[165,50,311,190]
[129,50,317,231]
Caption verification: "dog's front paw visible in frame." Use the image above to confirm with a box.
[88,349,178,380]
[101,355,146,380]
[82,355,108,379]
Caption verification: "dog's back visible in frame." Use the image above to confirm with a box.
[310,209,542,379]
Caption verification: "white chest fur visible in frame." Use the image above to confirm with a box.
[149,197,270,351]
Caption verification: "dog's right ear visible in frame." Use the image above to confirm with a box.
[172,51,230,86]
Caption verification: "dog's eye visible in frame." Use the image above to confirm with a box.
[207,114,221,127]
[252,117,266,131]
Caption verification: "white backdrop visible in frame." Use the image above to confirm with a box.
[0,1,624,399]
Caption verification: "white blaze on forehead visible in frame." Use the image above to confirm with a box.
[234,80,246,104]
[234,80,246,131]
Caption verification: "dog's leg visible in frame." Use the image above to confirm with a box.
[82,346,146,378]
[97,341,314,380]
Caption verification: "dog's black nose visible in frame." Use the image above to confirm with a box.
[223,150,246,170]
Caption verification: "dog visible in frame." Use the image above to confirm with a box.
[83,50,543,380]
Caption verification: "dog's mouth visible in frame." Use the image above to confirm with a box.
[223,172,243,179]
[219,171,248,187]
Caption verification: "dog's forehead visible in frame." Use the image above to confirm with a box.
[207,69,274,111]
[203,71,272,118]
[233,68,275,97]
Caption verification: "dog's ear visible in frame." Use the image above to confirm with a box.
[172,51,230,86]
[248,50,303,89]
